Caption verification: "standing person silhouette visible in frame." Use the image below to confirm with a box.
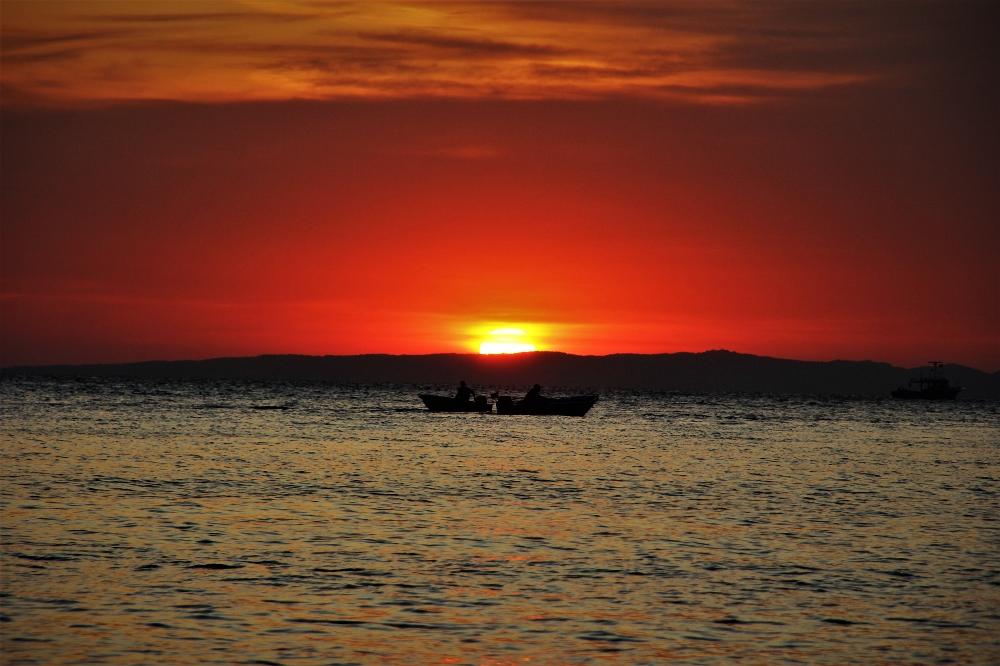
[454,380,475,402]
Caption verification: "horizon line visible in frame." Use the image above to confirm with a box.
[3,349,995,375]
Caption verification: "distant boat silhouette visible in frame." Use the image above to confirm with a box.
[419,394,492,413]
[891,362,962,399]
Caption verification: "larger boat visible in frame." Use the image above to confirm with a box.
[492,394,598,416]
[891,362,962,400]
[418,392,598,416]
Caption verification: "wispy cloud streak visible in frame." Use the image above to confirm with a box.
[0,0,975,106]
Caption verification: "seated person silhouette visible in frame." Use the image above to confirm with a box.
[454,380,475,402]
[523,383,543,403]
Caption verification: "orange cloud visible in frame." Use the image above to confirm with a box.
[2,0,877,107]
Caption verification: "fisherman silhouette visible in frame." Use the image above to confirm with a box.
[454,380,475,402]
[523,383,542,403]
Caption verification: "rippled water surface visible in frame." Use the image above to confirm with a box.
[2,378,998,664]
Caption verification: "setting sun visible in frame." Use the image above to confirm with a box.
[478,327,538,355]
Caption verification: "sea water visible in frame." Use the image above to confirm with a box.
[1,378,998,664]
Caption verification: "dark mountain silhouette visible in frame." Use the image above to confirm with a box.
[4,350,998,398]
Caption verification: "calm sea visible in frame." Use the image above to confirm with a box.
[1,378,998,664]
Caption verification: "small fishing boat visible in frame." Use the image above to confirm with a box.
[891,362,962,400]
[493,394,598,417]
[419,394,492,413]
[418,392,598,416]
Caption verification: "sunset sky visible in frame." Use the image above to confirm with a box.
[2,1,997,369]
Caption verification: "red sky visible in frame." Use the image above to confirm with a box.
[2,1,998,369]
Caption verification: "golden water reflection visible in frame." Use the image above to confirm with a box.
[1,380,998,663]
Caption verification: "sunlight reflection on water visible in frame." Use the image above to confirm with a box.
[1,378,998,664]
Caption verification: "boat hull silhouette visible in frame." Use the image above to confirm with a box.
[494,395,598,416]
[891,385,961,399]
[418,393,598,416]
[419,394,492,413]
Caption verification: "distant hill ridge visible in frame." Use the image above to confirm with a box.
[4,350,998,398]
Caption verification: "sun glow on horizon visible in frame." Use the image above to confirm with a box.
[477,327,538,354]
